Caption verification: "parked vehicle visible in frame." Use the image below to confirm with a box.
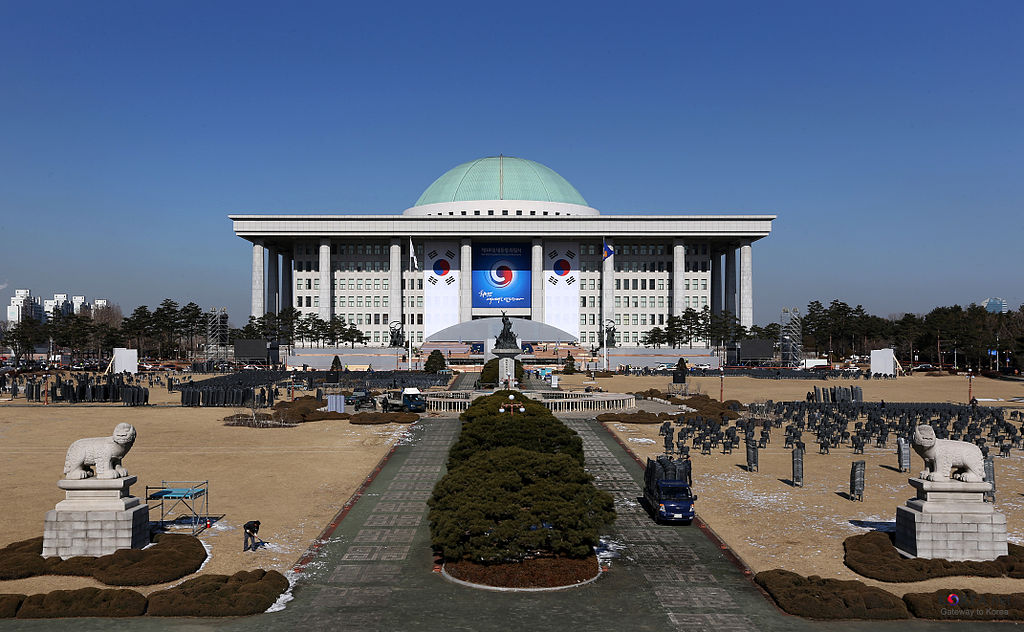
[379,387,426,413]
[643,456,696,524]
[347,389,374,410]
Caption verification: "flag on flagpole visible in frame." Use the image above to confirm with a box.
[409,237,418,270]
[602,238,614,261]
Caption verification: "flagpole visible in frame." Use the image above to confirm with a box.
[602,237,610,371]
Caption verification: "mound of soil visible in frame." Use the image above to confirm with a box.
[903,589,1024,620]
[844,532,1024,582]
[445,555,599,589]
[16,587,147,618]
[0,533,207,586]
[754,569,909,619]
[147,569,289,617]
[596,410,678,424]
[348,412,419,425]
[300,411,351,422]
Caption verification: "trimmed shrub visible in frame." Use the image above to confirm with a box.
[0,533,206,586]
[423,350,447,373]
[16,587,147,618]
[903,589,1024,619]
[91,534,207,586]
[0,594,25,618]
[429,447,615,562]
[754,569,909,619]
[445,555,599,588]
[146,569,289,617]
[844,531,1024,582]
[448,403,584,469]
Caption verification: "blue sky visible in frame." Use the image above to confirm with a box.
[1,1,1021,326]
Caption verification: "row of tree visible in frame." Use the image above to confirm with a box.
[638,301,1024,370]
[638,307,779,349]
[235,308,368,348]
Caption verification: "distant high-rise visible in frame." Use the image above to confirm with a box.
[983,297,1009,314]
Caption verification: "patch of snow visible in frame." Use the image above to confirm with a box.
[265,570,297,613]
[628,438,655,444]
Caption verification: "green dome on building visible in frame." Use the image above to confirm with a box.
[414,156,587,207]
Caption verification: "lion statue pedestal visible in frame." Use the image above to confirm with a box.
[894,425,1008,561]
[41,424,150,559]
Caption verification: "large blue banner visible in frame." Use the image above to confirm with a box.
[472,242,531,308]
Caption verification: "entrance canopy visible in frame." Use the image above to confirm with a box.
[425,317,577,343]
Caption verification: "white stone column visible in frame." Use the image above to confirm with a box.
[601,238,614,342]
[251,240,265,318]
[281,250,293,311]
[318,239,331,321]
[460,239,472,323]
[725,246,737,316]
[739,239,753,329]
[671,239,685,317]
[389,238,402,328]
[710,247,723,315]
[531,238,544,323]
[266,246,279,314]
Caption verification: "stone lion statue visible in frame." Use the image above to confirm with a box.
[63,423,136,480]
[912,424,985,482]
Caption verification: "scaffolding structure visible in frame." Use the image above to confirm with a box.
[780,307,803,367]
[146,480,210,535]
[205,308,229,361]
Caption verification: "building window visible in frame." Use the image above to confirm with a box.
[417,297,423,308]
[701,279,708,290]
[631,314,638,325]
[488,210,494,215]
[502,210,508,215]
[589,314,596,325]
[580,296,587,308]
[640,314,647,325]
[580,314,586,325]
[658,279,665,290]
[614,297,621,308]
[615,314,622,325]
[373,332,380,343]
[702,296,708,306]
[657,296,664,308]
[382,296,388,307]
[615,279,621,290]
[640,297,647,308]
[474,210,480,215]
[632,296,639,308]
[297,279,303,290]
[417,314,423,324]
[588,296,595,308]
[348,297,354,307]
[357,297,363,307]
[684,279,690,290]
[417,279,423,290]
[382,280,388,290]
[314,296,319,307]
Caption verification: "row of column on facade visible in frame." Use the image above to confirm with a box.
[250,237,754,328]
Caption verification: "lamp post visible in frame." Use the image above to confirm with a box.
[968,369,974,403]
[498,394,526,418]
[720,364,724,402]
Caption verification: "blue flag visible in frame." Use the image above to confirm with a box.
[602,238,614,261]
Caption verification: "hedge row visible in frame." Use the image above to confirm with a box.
[0,534,206,586]
[758,569,1024,621]
[0,569,289,618]
[428,390,615,563]
[844,531,1024,582]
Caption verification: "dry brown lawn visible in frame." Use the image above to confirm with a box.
[0,382,408,595]
[583,372,1024,595]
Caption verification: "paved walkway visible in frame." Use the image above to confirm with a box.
[3,415,1019,630]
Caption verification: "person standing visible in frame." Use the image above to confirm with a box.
[243,520,261,551]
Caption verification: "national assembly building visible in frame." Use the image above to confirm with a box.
[231,156,774,355]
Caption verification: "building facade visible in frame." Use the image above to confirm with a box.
[232,157,774,347]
